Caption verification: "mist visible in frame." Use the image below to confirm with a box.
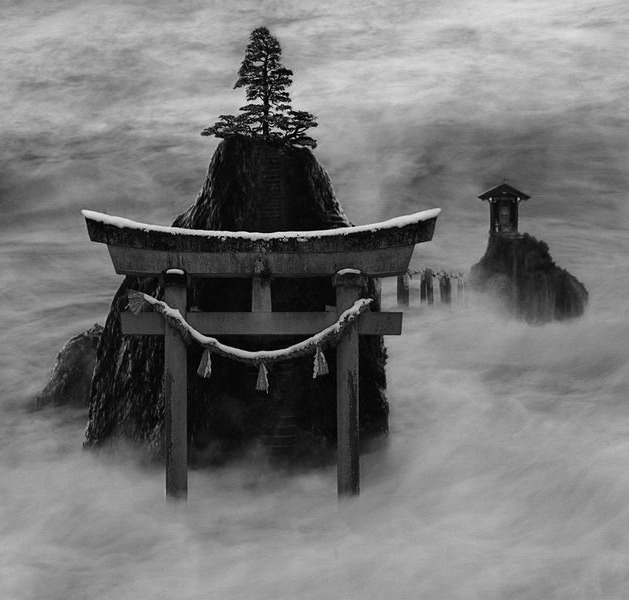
[2,1,629,598]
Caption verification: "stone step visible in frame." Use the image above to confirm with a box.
[261,413,299,451]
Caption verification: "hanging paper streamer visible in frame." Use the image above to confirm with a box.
[127,290,149,315]
[255,362,269,393]
[197,348,212,378]
[312,345,329,379]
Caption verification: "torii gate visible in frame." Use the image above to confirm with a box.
[82,208,439,500]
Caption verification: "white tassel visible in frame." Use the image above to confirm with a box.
[312,345,329,379]
[127,290,149,315]
[197,348,212,378]
[255,363,269,393]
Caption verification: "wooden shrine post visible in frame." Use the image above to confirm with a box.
[457,275,465,305]
[333,270,365,497]
[162,270,188,499]
[439,274,451,305]
[396,272,410,307]
[421,268,434,305]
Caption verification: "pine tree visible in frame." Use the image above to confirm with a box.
[202,27,317,148]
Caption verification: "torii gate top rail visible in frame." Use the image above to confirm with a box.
[82,209,440,278]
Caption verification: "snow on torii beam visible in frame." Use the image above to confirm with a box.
[82,208,440,501]
[82,209,440,278]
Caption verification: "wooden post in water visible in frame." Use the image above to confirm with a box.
[410,271,420,303]
[421,268,434,305]
[162,269,188,500]
[457,275,465,305]
[333,270,365,499]
[396,272,410,307]
[440,273,451,305]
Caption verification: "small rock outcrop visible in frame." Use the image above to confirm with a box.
[36,324,103,408]
[470,233,588,323]
[84,136,389,461]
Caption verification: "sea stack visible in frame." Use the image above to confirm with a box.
[35,324,103,408]
[470,183,588,323]
[470,233,588,323]
[84,136,389,461]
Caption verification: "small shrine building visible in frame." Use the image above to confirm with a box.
[478,182,530,235]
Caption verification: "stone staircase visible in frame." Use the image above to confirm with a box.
[257,148,286,231]
[261,411,300,457]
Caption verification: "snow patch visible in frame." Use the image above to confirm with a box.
[337,268,362,276]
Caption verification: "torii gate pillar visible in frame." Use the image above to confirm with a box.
[162,270,188,499]
[333,270,365,498]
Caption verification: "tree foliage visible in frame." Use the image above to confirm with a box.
[202,27,318,148]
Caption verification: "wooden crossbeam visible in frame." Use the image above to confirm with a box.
[108,245,416,278]
[120,311,402,336]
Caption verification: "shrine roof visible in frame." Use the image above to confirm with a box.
[478,183,530,201]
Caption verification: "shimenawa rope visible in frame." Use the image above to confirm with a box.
[126,290,371,392]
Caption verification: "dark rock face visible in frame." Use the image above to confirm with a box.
[36,324,103,408]
[470,233,588,323]
[85,136,388,460]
